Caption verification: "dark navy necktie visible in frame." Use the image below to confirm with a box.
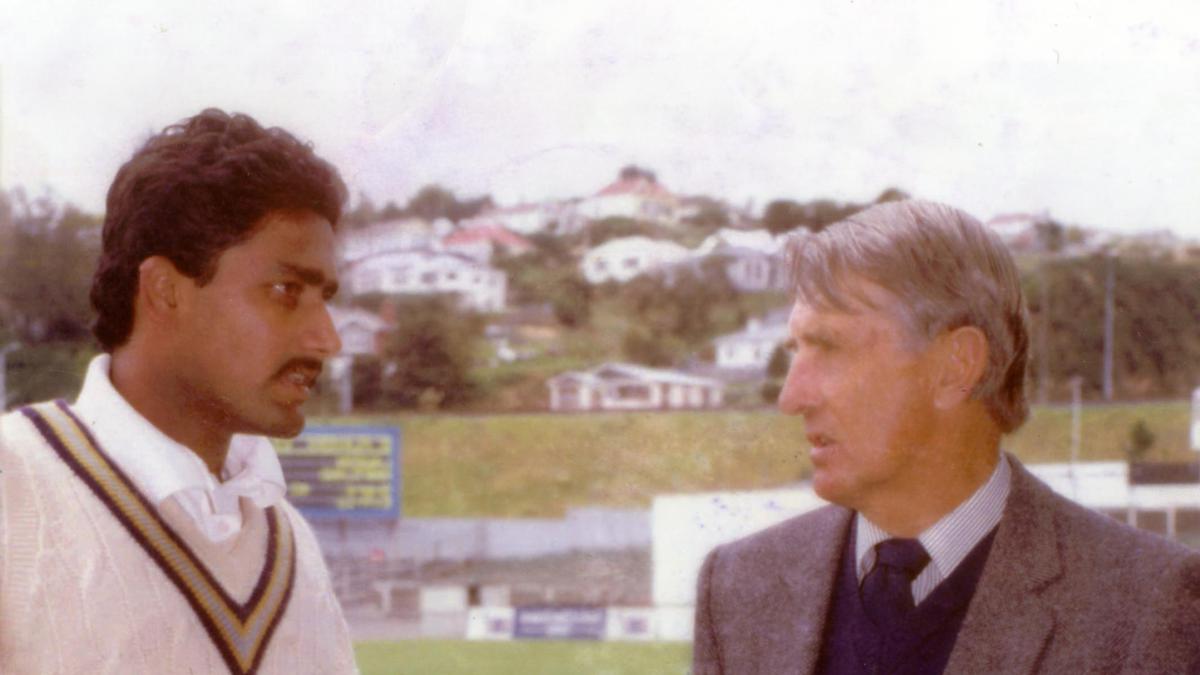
[860,538,931,633]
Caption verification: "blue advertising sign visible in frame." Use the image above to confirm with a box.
[513,606,607,640]
[272,426,401,520]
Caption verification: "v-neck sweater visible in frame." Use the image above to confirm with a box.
[0,401,358,674]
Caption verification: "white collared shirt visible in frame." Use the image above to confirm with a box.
[855,454,1012,604]
[71,354,287,543]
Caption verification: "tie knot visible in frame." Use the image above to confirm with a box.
[874,538,930,579]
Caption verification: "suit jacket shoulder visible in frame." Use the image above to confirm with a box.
[694,504,851,675]
[948,457,1200,674]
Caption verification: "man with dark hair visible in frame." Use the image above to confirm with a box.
[0,109,358,674]
[693,200,1200,674]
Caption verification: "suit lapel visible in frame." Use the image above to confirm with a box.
[759,506,852,675]
[945,456,1062,674]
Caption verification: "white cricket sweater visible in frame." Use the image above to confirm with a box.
[0,401,358,674]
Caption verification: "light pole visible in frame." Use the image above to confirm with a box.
[1102,253,1116,401]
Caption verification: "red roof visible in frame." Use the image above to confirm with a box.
[443,225,533,250]
[487,203,540,216]
[595,177,673,199]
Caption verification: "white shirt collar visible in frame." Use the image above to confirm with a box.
[855,453,1012,604]
[72,354,287,542]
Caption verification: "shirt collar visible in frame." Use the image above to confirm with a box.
[856,453,1012,581]
[72,354,287,541]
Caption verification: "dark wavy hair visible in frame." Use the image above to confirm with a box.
[91,108,347,350]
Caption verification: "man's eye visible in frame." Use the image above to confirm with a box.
[271,281,303,299]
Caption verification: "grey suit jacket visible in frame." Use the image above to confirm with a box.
[693,457,1200,674]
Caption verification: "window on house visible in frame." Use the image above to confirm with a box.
[615,384,652,401]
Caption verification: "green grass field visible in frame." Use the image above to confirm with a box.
[315,400,1193,518]
[354,640,691,675]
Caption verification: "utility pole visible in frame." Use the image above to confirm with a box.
[1103,253,1116,401]
[1069,376,1083,499]
[1038,259,1050,404]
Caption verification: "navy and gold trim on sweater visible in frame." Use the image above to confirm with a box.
[21,400,296,675]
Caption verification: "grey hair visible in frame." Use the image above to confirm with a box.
[786,199,1030,432]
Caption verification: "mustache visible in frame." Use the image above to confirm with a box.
[272,357,324,380]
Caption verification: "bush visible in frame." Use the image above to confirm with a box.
[5,343,97,408]
[1126,419,1156,462]
[760,381,782,404]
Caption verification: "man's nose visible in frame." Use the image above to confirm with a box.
[305,303,342,358]
[777,354,817,415]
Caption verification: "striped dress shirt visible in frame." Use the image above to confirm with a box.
[855,454,1012,604]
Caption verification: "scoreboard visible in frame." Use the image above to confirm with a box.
[271,426,401,520]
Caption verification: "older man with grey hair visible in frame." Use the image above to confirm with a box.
[693,200,1200,674]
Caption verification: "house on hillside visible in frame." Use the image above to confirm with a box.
[580,236,691,284]
[547,363,725,412]
[693,228,791,292]
[344,249,506,312]
[713,308,791,373]
[467,203,550,236]
[578,175,678,225]
[326,305,389,413]
[984,212,1047,253]
[339,217,444,263]
[328,305,389,357]
[442,225,534,263]
[464,200,587,237]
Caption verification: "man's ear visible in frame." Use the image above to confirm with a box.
[932,325,989,410]
[136,256,186,323]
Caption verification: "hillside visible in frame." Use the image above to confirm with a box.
[319,400,1193,518]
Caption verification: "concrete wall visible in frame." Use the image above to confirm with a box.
[311,506,650,562]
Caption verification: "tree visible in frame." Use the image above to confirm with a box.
[1035,218,1065,254]
[762,200,806,235]
[874,187,911,203]
[403,184,493,222]
[621,326,677,367]
[682,197,731,231]
[376,296,481,409]
[766,344,790,378]
[405,185,459,221]
[0,191,99,343]
[549,273,592,328]
[619,165,657,183]
[378,200,405,221]
[1125,419,1156,463]
[584,216,673,247]
[341,192,378,229]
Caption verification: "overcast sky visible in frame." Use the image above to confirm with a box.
[2,1,1199,236]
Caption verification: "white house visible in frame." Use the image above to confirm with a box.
[325,306,388,413]
[693,228,791,292]
[328,305,388,357]
[339,217,444,263]
[344,249,507,312]
[466,203,550,236]
[580,236,691,284]
[713,310,791,371]
[546,363,725,412]
[578,176,678,224]
[441,225,534,263]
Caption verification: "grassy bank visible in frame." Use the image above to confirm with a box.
[319,400,1192,518]
[354,640,690,675]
